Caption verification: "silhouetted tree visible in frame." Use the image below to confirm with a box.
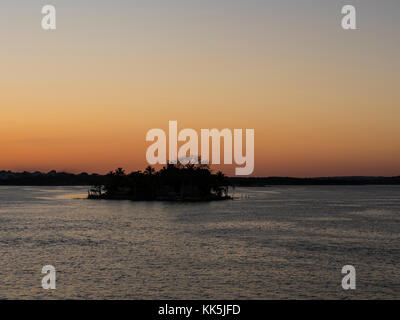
[89,163,231,201]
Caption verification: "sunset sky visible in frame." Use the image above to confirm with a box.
[1,0,399,177]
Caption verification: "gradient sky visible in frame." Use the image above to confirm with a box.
[1,0,399,177]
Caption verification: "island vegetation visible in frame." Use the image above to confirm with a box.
[1,169,399,188]
[87,163,232,201]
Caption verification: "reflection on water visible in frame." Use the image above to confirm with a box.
[0,185,399,299]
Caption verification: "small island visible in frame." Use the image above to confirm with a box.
[88,163,232,202]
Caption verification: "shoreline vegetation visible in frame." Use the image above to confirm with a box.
[0,169,399,187]
[87,164,232,202]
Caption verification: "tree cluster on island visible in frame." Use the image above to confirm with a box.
[88,162,232,202]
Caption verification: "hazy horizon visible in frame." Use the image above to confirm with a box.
[1,167,399,179]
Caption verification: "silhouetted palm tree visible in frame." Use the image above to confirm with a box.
[144,166,155,175]
[114,168,125,176]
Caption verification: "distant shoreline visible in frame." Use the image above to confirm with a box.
[230,176,400,186]
[1,170,399,186]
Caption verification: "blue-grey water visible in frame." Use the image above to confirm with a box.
[0,185,398,299]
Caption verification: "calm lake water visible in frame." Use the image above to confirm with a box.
[0,185,399,299]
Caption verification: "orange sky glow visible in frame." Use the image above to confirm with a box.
[1,1,399,177]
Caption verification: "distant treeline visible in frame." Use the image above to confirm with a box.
[1,170,399,186]
[230,176,400,186]
[0,170,103,186]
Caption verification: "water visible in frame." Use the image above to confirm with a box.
[0,185,398,299]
